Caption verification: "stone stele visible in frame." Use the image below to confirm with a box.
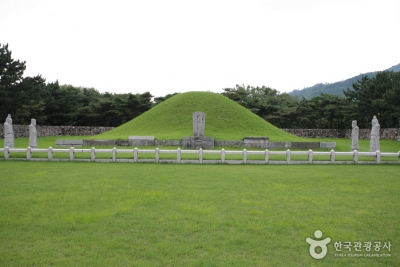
[29,118,38,148]
[182,111,214,149]
[193,111,205,137]
[4,114,14,148]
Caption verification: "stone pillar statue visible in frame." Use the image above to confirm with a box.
[29,118,37,148]
[193,112,205,138]
[370,116,380,152]
[350,120,359,151]
[4,114,14,148]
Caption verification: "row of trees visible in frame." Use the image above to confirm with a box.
[222,71,400,129]
[221,85,349,129]
[1,44,153,127]
[2,43,399,129]
[343,71,400,128]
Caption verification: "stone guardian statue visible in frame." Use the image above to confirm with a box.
[370,116,380,152]
[350,120,359,151]
[29,118,38,148]
[4,114,14,148]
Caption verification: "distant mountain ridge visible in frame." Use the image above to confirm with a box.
[288,63,400,99]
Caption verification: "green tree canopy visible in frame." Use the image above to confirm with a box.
[344,71,400,128]
[0,43,26,121]
[222,85,298,128]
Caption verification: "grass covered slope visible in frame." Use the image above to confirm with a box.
[96,92,300,141]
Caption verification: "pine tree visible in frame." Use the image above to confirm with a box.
[0,43,27,120]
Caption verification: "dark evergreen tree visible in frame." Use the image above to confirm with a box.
[344,71,400,128]
[221,85,298,128]
[0,43,27,120]
[293,98,317,128]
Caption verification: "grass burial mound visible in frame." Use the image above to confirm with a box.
[96,92,301,141]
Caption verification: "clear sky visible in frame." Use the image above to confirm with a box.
[2,0,399,97]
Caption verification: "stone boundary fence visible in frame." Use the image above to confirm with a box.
[282,128,400,140]
[0,125,115,138]
[1,147,399,165]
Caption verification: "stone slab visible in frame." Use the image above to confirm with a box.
[157,140,182,146]
[244,143,269,149]
[214,140,244,147]
[182,136,214,149]
[83,140,115,146]
[65,140,83,145]
[115,140,131,146]
[130,140,157,146]
[320,142,336,149]
[215,140,268,148]
[56,140,83,146]
[243,137,269,144]
[290,142,320,149]
[129,136,155,140]
[268,142,291,149]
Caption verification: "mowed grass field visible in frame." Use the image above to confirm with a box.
[0,161,399,266]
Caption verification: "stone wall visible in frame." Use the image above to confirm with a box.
[82,139,183,147]
[58,139,335,149]
[0,125,114,138]
[1,124,399,141]
[282,128,400,140]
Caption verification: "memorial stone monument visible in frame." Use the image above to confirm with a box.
[182,111,214,149]
[350,120,359,151]
[193,111,205,137]
[370,115,380,152]
[29,118,38,148]
[4,114,14,148]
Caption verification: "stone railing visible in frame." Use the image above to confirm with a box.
[0,125,114,138]
[1,147,399,164]
[282,128,400,140]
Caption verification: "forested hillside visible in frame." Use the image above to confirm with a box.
[222,74,400,129]
[289,63,400,99]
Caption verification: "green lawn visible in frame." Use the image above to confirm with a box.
[0,162,398,266]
